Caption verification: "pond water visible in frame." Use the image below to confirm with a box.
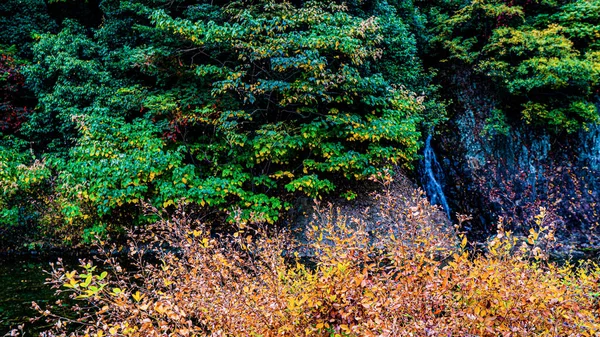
[0,257,75,336]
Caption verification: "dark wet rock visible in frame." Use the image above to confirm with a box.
[434,70,600,261]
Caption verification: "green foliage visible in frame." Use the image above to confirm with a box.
[58,115,183,221]
[1,0,432,244]
[0,136,51,232]
[140,0,425,222]
[481,108,510,137]
[544,0,600,51]
[7,0,599,247]
[0,0,57,57]
[427,0,600,132]
[22,20,140,149]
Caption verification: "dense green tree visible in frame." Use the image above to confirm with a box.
[425,0,600,133]
[1,0,432,244]
[140,1,424,222]
[0,0,57,57]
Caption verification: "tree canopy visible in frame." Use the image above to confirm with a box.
[1,0,436,244]
[1,0,598,245]
[426,0,600,133]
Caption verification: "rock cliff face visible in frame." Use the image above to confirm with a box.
[432,71,600,259]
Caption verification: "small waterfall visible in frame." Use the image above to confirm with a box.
[420,134,451,218]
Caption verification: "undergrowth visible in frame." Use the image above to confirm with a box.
[37,175,600,337]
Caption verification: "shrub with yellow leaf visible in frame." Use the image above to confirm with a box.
[40,178,599,336]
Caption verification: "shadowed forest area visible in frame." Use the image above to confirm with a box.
[1,0,600,335]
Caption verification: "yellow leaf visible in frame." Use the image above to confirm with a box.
[155,303,167,314]
[63,278,79,288]
[132,291,145,302]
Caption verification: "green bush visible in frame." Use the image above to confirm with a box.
[426,0,600,132]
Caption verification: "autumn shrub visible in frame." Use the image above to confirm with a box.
[40,176,600,337]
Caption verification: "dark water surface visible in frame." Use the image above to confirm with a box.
[0,257,74,336]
